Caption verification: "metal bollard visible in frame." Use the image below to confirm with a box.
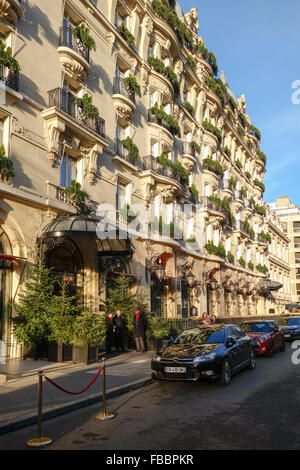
[27,369,52,447]
[95,358,115,420]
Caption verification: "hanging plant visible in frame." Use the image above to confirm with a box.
[121,136,139,160]
[190,184,199,201]
[184,101,195,115]
[187,54,196,71]
[0,145,14,181]
[73,24,96,51]
[0,40,20,73]
[75,93,99,119]
[123,74,141,97]
[190,141,201,153]
[118,23,135,48]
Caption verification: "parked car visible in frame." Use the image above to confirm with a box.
[277,317,300,341]
[151,324,256,386]
[240,320,285,357]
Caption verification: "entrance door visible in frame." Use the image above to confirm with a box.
[181,280,189,318]
[151,275,163,317]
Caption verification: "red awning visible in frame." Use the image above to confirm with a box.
[0,254,26,261]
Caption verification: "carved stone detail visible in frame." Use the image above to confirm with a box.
[0,0,22,25]
[44,118,66,167]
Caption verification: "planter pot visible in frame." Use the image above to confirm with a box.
[24,342,49,360]
[72,345,98,364]
[145,337,162,351]
[48,343,73,362]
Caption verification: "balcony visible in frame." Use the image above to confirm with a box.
[182,142,196,170]
[199,196,227,222]
[112,77,136,119]
[0,65,19,91]
[139,155,183,201]
[57,26,91,82]
[182,185,197,204]
[148,109,174,141]
[47,88,105,138]
[42,88,108,168]
[221,179,233,199]
[0,0,22,31]
[235,220,254,240]
[114,138,137,168]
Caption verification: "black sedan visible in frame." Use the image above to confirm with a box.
[151,324,256,386]
[278,317,300,341]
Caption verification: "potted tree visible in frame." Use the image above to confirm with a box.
[13,244,55,360]
[47,280,82,362]
[71,311,106,364]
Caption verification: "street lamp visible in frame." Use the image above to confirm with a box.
[155,262,165,282]
[186,271,195,288]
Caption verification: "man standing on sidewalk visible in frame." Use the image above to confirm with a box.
[113,310,125,352]
[105,312,115,353]
[133,308,147,353]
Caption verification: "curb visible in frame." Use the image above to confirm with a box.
[0,377,153,436]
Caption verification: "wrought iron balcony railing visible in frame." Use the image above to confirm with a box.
[236,220,254,239]
[198,196,227,216]
[113,77,135,104]
[148,109,174,135]
[139,155,182,185]
[59,26,90,63]
[48,88,105,138]
[114,138,137,166]
[0,65,19,92]
[182,142,196,158]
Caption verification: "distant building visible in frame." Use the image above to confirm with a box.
[269,197,300,303]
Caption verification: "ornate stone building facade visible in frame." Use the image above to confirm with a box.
[0,0,291,357]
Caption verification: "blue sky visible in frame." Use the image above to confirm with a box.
[180,0,300,206]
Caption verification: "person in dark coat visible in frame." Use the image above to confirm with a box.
[113,310,125,352]
[105,312,115,353]
[133,308,147,353]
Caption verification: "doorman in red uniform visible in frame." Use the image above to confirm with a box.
[133,308,147,352]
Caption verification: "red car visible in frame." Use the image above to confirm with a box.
[240,320,285,357]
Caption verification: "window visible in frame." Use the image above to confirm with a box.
[0,118,4,148]
[60,155,77,188]
[115,9,130,29]
[116,180,126,211]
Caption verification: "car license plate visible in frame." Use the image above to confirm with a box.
[285,334,291,337]
[164,367,186,373]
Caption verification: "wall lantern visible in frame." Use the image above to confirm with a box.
[186,271,195,288]
[210,278,218,290]
[155,262,165,282]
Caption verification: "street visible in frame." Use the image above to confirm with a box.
[0,343,299,450]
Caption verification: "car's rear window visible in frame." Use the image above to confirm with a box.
[241,322,270,333]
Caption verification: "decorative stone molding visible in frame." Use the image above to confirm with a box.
[107,31,116,54]
[57,47,91,82]
[237,94,247,113]
[44,117,66,167]
[184,7,199,32]
[156,184,177,202]
[86,143,103,185]
[0,0,22,26]
[112,93,136,120]
[174,59,183,78]
[148,71,173,100]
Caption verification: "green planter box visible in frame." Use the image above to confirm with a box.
[48,343,73,362]
[72,345,98,364]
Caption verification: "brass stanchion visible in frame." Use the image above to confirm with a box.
[95,358,115,420]
[27,369,52,447]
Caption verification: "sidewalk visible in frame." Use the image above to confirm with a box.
[0,351,153,435]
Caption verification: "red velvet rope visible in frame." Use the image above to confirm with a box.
[44,366,103,395]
